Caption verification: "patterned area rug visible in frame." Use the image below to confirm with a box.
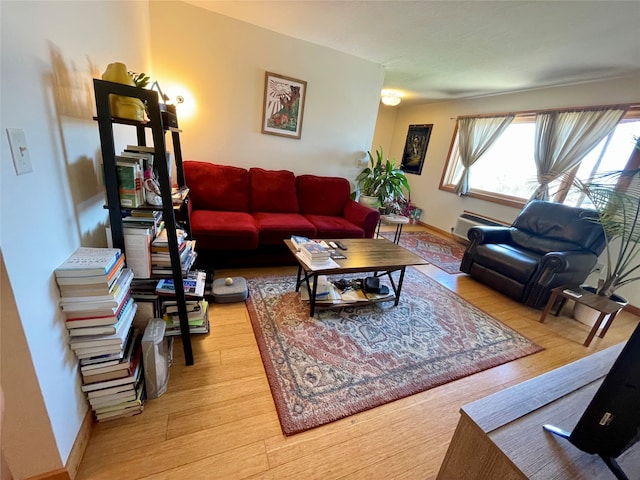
[246,268,542,436]
[379,231,467,274]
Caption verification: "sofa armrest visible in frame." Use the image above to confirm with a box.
[467,226,512,244]
[343,200,380,238]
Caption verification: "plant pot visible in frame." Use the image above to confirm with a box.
[358,195,379,209]
[572,286,627,329]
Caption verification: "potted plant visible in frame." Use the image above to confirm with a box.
[566,140,640,322]
[356,147,411,212]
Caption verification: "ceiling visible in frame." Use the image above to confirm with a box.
[181,0,640,106]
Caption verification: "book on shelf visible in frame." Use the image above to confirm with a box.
[60,268,133,310]
[131,294,160,332]
[151,240,193,266]
[120,150,154,177]
[112,159,142,208]
[125,144,172,180]
[106,226,152,279]
[80,347,142,393]
[151,228,187,249]
[163,299,208,327]
[156,270,206,298]
[165,307,210,336]
[116,155,147,206]
[163,299,204,317]
[54,247,122,278]
[67,296,134,335]
[69,302,136,351]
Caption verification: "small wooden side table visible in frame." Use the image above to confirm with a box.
[539,286,625,347]
[376,214,409,244]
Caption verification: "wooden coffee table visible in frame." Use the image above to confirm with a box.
[284,238,428,316]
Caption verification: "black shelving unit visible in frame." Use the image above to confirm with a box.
[93,78,194,365]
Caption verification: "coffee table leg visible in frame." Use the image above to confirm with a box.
[309,272,318,317]
[394,267,406,306]
[295,264,303,292]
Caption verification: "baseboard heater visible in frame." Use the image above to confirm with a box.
[452,211,508,243]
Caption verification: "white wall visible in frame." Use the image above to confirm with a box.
[148,1,384,183]
[384,75,640,307]
[0,1,151,477]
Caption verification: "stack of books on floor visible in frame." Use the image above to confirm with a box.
[162,299,210,336]
[150,228,197,276]
[54,247,145,422]
[81,329,145,422]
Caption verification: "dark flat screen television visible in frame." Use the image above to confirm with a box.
[543,321,640,479]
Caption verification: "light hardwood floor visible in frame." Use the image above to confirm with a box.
[75,225,640,480]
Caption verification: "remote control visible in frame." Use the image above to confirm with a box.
[328,241,338,249]
[335,241,348,250]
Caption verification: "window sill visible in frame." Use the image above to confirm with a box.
[439,184,527,209]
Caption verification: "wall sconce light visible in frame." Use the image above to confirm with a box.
[381,91,401,106]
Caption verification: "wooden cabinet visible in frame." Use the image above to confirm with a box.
[437,344,640,479]
[93,79,194,365]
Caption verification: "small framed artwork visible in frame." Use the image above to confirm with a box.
[261,71,307,139]
[401,124,433,175]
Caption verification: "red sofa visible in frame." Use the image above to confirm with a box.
[184,161,379,260]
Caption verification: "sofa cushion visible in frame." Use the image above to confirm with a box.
[304,214,365,239]
[184,161,250,212]
[512,200,605,254]
[249,168,299,213]
[253,212,316,245]
[190,210,258,250]
[510,230,583,255]
[297,175,350,216]
[473,243,541,284]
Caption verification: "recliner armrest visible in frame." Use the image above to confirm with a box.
[538,251,598,274]
[468,226,512,244]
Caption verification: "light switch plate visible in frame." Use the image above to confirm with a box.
[6,128,33,175]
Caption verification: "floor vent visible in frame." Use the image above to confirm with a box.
[452,211,508,243]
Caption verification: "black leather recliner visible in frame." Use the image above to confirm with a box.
[460,200,606,309]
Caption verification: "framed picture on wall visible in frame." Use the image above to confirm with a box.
[261,72,307,139]
[401,124,433,175]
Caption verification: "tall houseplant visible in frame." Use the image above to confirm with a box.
[572,165,640,298]
[356,148,411,212]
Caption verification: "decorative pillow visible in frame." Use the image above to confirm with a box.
[249,168,299,213]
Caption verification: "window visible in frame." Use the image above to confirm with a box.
[441,109,640,208]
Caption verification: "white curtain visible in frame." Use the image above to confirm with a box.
[454,115,514,195]
[530,108,627,201]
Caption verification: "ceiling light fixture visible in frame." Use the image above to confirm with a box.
[381,91,401,106]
